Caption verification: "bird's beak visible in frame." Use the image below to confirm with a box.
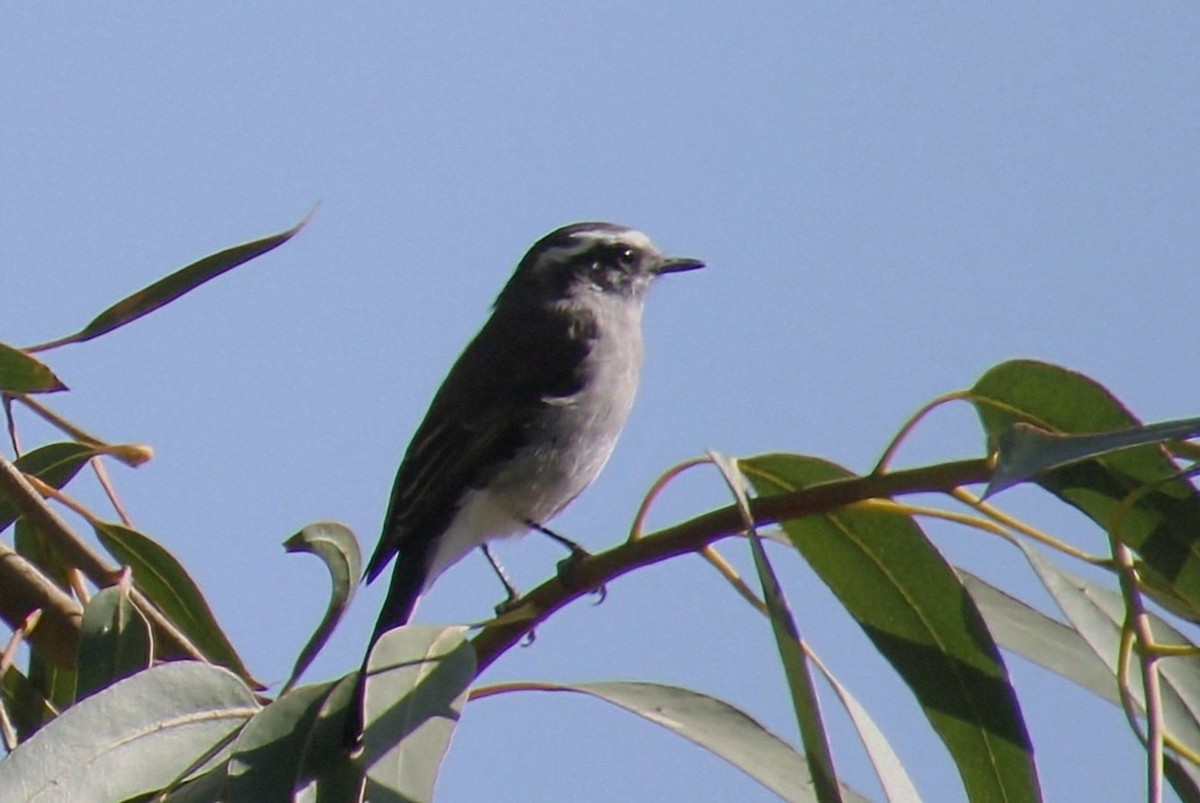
[652,256,706,275]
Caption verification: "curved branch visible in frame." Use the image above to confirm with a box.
[471,457,992,672]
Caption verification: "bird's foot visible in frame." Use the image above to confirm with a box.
[556,545,607,606]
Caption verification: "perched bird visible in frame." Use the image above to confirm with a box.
[364,221,703,647]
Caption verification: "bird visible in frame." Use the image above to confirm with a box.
[362,220,703,654]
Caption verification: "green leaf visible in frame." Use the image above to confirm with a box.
[962,566,1200,799]
[93,522,258,687]
[986,416,1200,498]
[1015,542,1200,757]
[31,212,311,350]
[281,521,362,692]
[807,657,922,803]
[362,625,475,803]
[0,666,56,747]
[0,442,101,534]
[294,673,363,803]
[225,680,341,802]
[971,359,1200,617]
[160,763,229,803]
[0,342,66,393]
[0,662,258,802]
[1165,756,1200,803]
[27,645,76,721]
[500,681,870,803]
[708,451,843,803]
[959,571,1119,705]
[742,453,1040,803]
[76,580,152,700]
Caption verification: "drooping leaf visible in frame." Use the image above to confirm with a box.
[0,343,66,393]
[76,579,152,700]
[959,571,1119,705]
[1165,755,1200,803]
[962,568,1200,798]
[362,625,475,803]
[808,657,923,803]
[159,763,230,803]
[0,662,258,802]
[0,665,56,746]
[225,680,341,802]
[742,453,1040,803]
[708,451,842,803]
[27,645,75,721]
[985,416,1200,498]
[1015,541,1200,757]
[282,521,362,692]
[93,521,258,687]
[294,673,363,803]
[30,212,311,351]
[496,681,870,803]
[0,442,101,534]
[971,359,1200,617]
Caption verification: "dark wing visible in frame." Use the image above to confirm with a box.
[364,300,596,585]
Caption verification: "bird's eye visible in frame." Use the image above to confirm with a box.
[614,247,638,269]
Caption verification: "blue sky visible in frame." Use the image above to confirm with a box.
[4,4,1199,801]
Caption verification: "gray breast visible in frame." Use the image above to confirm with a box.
[490,292,646,522]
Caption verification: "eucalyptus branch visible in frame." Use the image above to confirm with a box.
[471,457,991,672]
[0,540,81,667]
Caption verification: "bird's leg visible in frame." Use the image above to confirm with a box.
[480,544,523,614]
[524,519,607,605]
[480,545,537,645]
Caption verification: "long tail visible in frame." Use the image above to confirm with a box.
[344,551,429,745]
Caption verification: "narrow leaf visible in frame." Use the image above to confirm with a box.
[709,451,843,803]
[362,625,475,803]
[743,453,1041,803]
[808,661,922,803]
[497,681,870,803]
[0,343,66,393]
[76,579,152,700]
[971,359,1200,619]
[986,416,1200,498]
[32,212,311,350]
[93,522,258,687]
[282,521,362,692]
[959,571,1119,705]
[1016,542,1200,757]
[0,662,258,803]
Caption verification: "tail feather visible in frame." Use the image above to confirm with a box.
[345,550,429,746]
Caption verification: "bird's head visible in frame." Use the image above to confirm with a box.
[499,222,704,306]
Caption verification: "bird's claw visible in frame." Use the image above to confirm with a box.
[491,596,538,645]
[556,546,607,605]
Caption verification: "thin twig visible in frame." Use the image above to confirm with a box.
[1111,538,1163,803]
[699,544,766,615]
[872,391,971,475]
[949,488,1109,565]
[627,457,709,542]
[89,457,134,527]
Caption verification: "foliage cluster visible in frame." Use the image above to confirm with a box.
[2,220,1200,802]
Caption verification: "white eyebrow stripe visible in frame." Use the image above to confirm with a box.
[539,228,657,265]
